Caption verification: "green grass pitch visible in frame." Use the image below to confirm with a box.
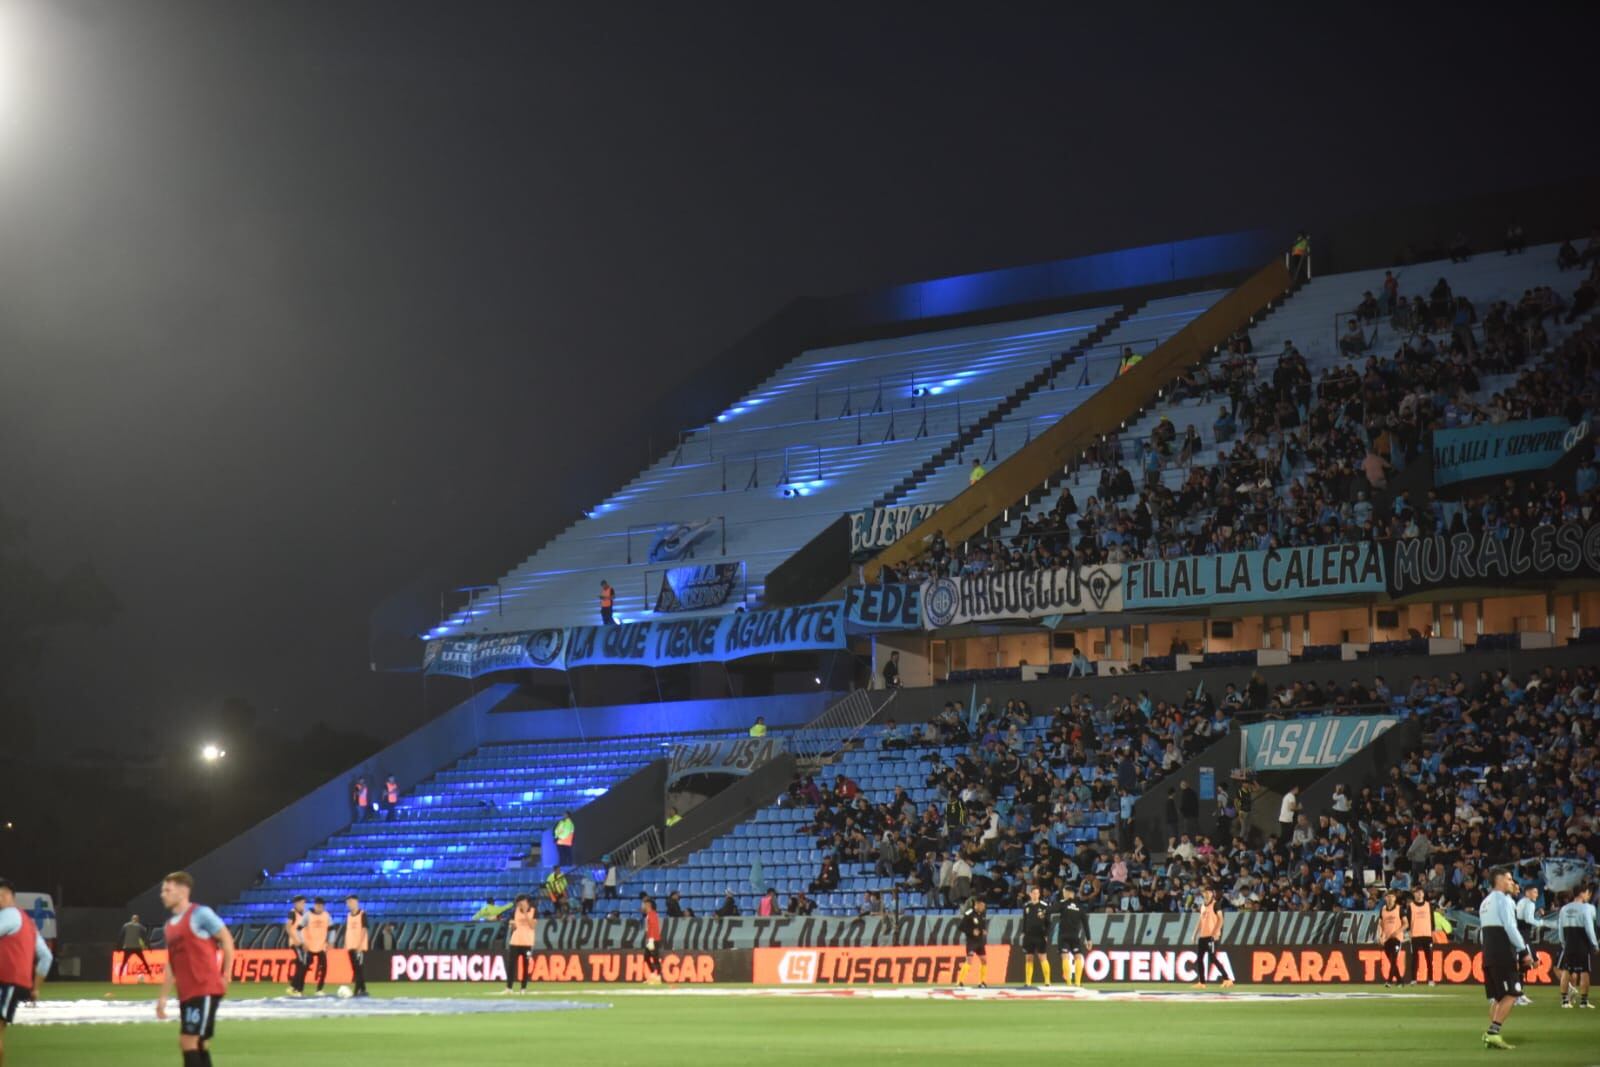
[11,982,1598,1065]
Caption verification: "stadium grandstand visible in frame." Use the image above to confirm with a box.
[116,219,1595,949]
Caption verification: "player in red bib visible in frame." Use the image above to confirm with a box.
[0,876,55,1066]
[155,871,235,1067]
[641,895,664,985]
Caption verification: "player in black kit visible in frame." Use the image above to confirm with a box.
[1020,884,1052,988]
[1052,884,1092,986]
[956,898,990,988]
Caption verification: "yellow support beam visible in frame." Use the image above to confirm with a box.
[864,257,1293,581]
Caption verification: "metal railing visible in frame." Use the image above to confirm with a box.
[608,824,664,877]
[788,689,893,765]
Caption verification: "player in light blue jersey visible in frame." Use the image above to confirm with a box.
[1478,867,1531,1050]
[1555,884,1597,1009]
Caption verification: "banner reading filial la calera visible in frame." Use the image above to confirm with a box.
[1432,416,1590,486]
[918,565,1122,629]
[1241,715,1400,771]
[654,562,744,613]
[1125,542,1384,609]
[1386,521,1600,599]
[849,502,944,555]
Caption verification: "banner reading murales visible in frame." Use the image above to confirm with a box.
[666,737,784,789]
[849,503,944,555]
[842,583,922,632]
[1432,416,1590,486]
[1125,543,1384,609]
[919,565,1122,629]
[1385,521,1600,599]
[654,562,744,614]
[1241,716,1401,771]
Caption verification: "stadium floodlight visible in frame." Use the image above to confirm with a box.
[200,743,226,762]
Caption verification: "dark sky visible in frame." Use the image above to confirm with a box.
[1,1,1595,749]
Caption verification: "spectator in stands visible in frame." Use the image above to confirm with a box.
[970,459,987,485]
[1504,222,1526,255]
[716,891,739,918]
[1290,231,1311,280]
[881,718,908,750]
[598,580,616,626]
[1339,319,1368,358]
[1213,405,1236,445]
[882,651,901,689]
[758,888,778,916]
[554,812,576,866]
[1566,273,1596,324]
[1278,786,1301,846]
[749,716,767,738]
[860,891,885,916]
[787,890,816,916]
[665,806,683,828]
[543,868,569,916]
[1067,646,1091,678]
[1118,346,1144,376]
[809,855,840,893]
[1179,780,1200,837]
[665,890,687,918]
[473,896,512,922]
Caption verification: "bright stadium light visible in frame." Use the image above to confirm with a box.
[201,743,226,762]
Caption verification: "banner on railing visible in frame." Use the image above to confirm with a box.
[849,502,944,555]
[1432,416,1590,486]
[649,519,718,563]
[566,603,845,669]
[1240,715,1400,771]
[421,638,477,678]
[843,583,922,632]
[1124,543,1384,609]
[1385,520,1600,599]
[666,737,784,789]
[654,562,744,614]
[918,565,1122,629]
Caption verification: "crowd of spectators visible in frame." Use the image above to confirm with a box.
[750,664,1598,922]
[881,242,1598,586]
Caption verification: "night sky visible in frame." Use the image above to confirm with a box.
[1,1,1595,751]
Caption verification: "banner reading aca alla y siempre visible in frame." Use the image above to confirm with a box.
[1432,416,1590,486]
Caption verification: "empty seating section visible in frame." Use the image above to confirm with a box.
[621,717,1118,917]
[1005,243,1592,534]
[433,306,1123,635]
[895,290,1230,506]
[220,732,739,925]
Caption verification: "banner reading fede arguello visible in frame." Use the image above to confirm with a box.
[919,565,1122,628]
[842,583,922,632]
[1386,521,1600,599]
[849,503,944,555]
[1125,543,1384,609]
[1241,715,1400,771]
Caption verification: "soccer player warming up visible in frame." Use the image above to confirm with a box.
[1555,883,1597,1009]
[501,895,536,993]
[0,877,55,1067]
[1052,884,1092,987]
[343,896,369,997]
[1378,891,1405,987]
[155,871,235,1067]
[956,898,989,988]
[1478,867,1531,1050]
[1020,885,1051,988]
[1192,887,1231,989]
[283,897,307,996]
[1406,886,1438,986]
[641,896,664,985]
[301,899,331,995]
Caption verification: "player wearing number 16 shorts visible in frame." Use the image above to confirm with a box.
[156,871,236,1067]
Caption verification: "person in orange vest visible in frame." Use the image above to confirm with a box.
[302,898,331,995]
[1406,886,1438,985]
[383,776,400,821]
[1191,886,1232,988]
[1378,890,1405,987]
[351,777,369,822]
[0,877,55,1063]
[554,813,576,867]
[501,895,537,994]
[284,896,308,996]
[343,895,369,997]
[599,580,617,626]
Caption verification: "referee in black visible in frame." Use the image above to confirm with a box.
[1020,885,1051,987]
[1052,884,1092,987]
